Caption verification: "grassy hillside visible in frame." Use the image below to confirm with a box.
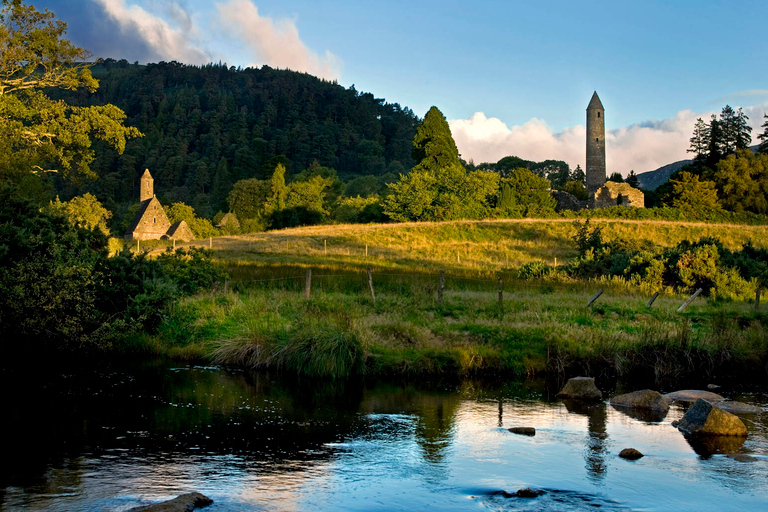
[135,218,767,381]
[155,218,768,276]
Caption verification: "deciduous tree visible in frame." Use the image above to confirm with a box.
[0,0,141,183]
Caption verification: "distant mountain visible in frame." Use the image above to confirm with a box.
[636,159,693,191]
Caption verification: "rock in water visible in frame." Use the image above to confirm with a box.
[556,377,602,400]
[619,448,644,460]
[508,427,536,436]
[714,401,763,414]
[516,488,545,498]
[664,390,725,403]
[129,492,213,512]
[610,390,669,413]
[675,399,747,436]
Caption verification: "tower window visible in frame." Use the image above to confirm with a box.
[597,112,600,118]
[153,218,156,224]
[596,138,599,143]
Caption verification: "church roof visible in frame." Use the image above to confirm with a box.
[166,220,195,242]
[126,199,152,234]
[587,91,604,110]
[141,168,153,179]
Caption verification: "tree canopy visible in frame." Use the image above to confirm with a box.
[0,0,140,184]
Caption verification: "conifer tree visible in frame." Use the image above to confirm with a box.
[758,114,768,154]
[411,106,461,172]
[687,118,710,160]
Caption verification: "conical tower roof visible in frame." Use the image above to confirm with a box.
[141,168,153,179]
[587,91,604,110]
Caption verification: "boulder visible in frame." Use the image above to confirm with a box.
[508,427,536,436]
[556,377,602,401]
[675,399,747,436]
[129,492,213,512]
[618,448,644,460]
[714,401,763,414]
[707,384,721,391]
[664,390,725,403]
[610,389,669,413]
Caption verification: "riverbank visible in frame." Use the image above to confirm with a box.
[130,274,767,383]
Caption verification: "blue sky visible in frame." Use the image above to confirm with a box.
[40,0,768,173]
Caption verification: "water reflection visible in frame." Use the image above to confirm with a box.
[610,404,668,423]
[561,399,608,482]
[2,361,768,511]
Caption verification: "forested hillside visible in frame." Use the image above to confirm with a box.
[52,60,419,217]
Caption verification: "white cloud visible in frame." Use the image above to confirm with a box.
[94,0,212,64]
[215,0,341,80]
[450,103,768,175]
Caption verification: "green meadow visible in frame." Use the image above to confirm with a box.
[133,218,768,382]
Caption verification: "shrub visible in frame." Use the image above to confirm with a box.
[518,261,553,279]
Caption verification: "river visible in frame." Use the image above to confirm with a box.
[1,360,766,511]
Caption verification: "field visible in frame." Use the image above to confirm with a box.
[134,218,768,382]
[151,218,768,277]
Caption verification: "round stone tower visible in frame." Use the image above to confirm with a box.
[140,168,154,203]
[586,92,606,198]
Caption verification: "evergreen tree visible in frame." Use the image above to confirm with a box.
[625,170,639,188]
[719,105,751,154]
[607,172,624,183]
[757,114,768,154]
[663,171,722,213]
[687,118,710,160]
[411,106,461,172]
[570,164,586,183]
[705,115,723,167]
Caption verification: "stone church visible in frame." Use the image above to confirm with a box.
[124,169,194,241]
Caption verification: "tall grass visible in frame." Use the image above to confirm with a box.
[142,271,767,383]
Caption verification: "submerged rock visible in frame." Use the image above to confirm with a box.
[618,448,644,460]
[610,390,669,413]
[664,390,725,403]
[508,427,536,436]
[727,454,758,463]
[129,492,213,512]
[714,401,763,414]
[556,377,602,401]
[707,384,721,391]
[675,399,747,437]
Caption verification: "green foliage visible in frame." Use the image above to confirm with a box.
[518,261,552,279]
[266,163,288,213]
[499,168,556,216]
[758,114,768,154]
[607,172,624,183]
[286,174,333,216]
[411,106,461,172]
[333,195,386,223]
[560,180,588,201]
[571,220,603,257]
[663,171,722,214]
[0,192,226,351]
[45,193,112,235]
[0,0,141,182]
[228,178,271,220]
[714,150,768,214]
[164,202,218,238]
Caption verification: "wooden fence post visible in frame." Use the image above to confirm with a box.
[173,239,176,250]
[497,276,504,319]
[365,243,368,258]
[209,237,212,249]
[324,239,327,255]
[367,268,376,305]
[137,239,140,253]
[456,249,460,264]
[304,268,312,299]
[755,288,761,312]
[438,270,445,307]
[677,288,703,313]
[646,292,659,308]
[586,289,604,307]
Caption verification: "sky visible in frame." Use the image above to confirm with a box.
[37,0,768,175]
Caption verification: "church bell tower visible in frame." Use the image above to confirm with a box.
[586,92,606,198]
[140,169,154,203]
